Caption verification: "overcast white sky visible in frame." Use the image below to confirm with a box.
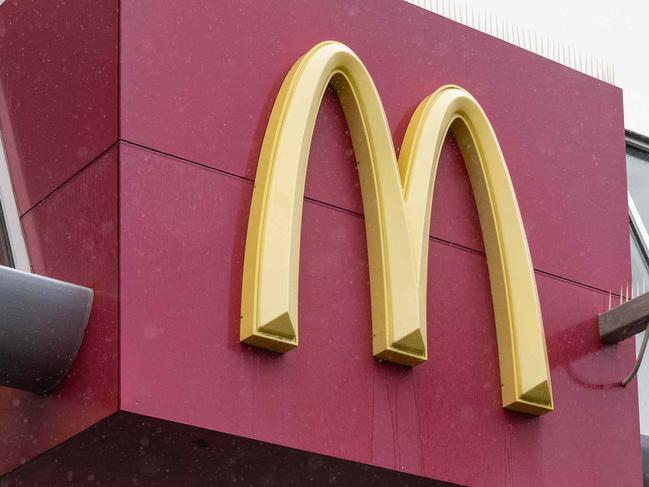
[458,0,649,135]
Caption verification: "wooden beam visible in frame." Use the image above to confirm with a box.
[599,292,649,344]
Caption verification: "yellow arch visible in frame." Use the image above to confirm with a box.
[240,41,553,415]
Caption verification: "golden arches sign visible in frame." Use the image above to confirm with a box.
[240,41,553,416]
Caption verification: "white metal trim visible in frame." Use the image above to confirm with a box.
[0,132,31,272]
[629,191,649,262]
[627,131,649,154]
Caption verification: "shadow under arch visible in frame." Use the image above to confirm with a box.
[240,41,553,415]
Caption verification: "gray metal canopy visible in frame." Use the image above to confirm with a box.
[0,265,93,393]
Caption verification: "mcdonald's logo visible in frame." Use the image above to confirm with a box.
[240,41,553,416]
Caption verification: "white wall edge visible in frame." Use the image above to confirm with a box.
[0,132,31,272]
[630,191,649,258]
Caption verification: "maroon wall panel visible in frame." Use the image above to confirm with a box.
[0,149,119,474]
[0,0,118,214]
[120,143,640,486]
[121,0,628,293]
[119,1,637,484]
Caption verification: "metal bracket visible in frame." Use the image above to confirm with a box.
[0,265,93,393]
[599,292,649,386]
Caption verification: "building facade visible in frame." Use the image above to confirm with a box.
[0,0,645,485]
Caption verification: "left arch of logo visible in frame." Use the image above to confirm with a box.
[240,41,553,415]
